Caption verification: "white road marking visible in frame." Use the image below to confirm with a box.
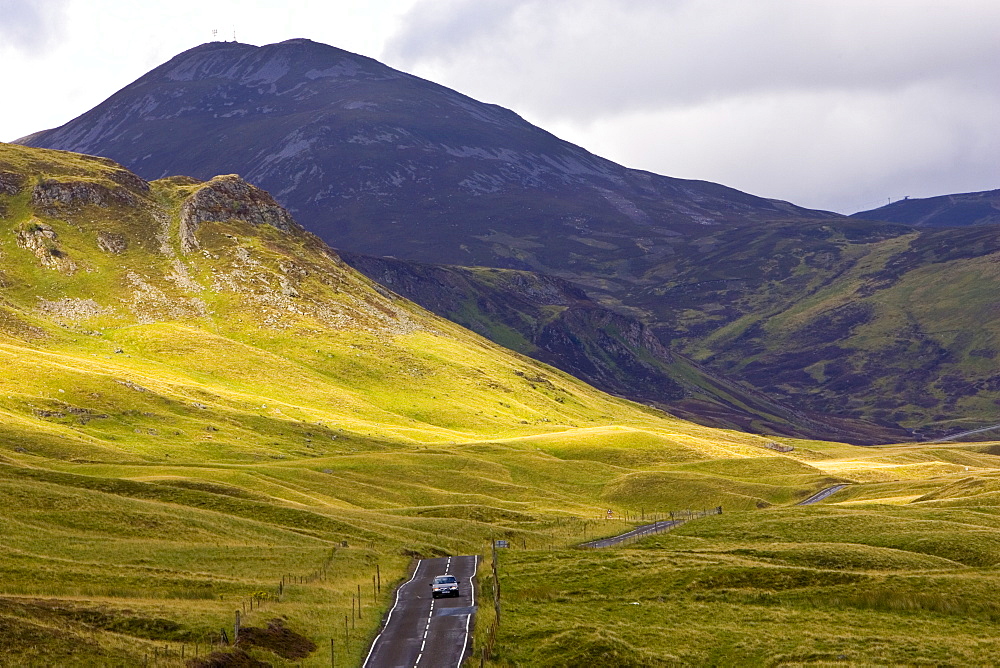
[362,559,425,668]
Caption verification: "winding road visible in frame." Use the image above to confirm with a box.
[581,519,683,549]
[797,484,848,505]
[363,555,478,668]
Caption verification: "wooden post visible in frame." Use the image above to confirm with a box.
[331,638,335,668]
[377,563,381,592]
[234,610,241,643]
[357,584,362,617]
[373,574,377,599]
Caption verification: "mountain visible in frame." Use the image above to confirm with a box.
[18,38,838,297]
[20,38,896,440]
[22,38,1000,440]
[853,189,1000,227]
[0,142,855,664]
[342,251,911,445]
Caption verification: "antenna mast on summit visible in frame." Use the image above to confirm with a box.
[212,29,218,41]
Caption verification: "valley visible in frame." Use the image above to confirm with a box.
[2,143,1000,665]
[4,34,1000,667]
[21,38,1000,442]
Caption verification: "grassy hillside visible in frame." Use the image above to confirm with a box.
[0,143,850,665]
[488,439,1000,666]
[673,224,1000,437]
[7,143,1000,665]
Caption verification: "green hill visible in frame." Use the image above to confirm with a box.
[0,143,838,665]
[7,143,1000,666]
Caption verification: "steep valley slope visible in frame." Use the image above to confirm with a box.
[0,142,857,665]
[19,37,1000,440]
[5,144,1000,666]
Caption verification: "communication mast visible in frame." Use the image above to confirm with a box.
[212,29,218,41]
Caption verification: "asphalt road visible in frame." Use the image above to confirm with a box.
[797,484,848,505]
[362,555,478,668]
[580,519,682,549]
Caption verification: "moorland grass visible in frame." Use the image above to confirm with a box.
[6,144,1000,665]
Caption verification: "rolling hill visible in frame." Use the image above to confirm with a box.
[0,142,846,664]
[4,142,1000,666]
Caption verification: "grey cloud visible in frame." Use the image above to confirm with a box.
[385,0,1000,212]
[0,0,70,52]
[387,0,1000,119]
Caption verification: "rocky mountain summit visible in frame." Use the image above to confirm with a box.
[20,39,1000,441]
[19,38,835,289]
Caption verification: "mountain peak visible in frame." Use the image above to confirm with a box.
[146,37,397,88]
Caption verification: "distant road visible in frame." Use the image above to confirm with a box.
[363,555,478,668]
[797,484,848,505]
[923,423,1000,443]
[581,519,683,549]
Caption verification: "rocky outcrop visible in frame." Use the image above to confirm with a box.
[96,231,128,254]
[30,178,146,212]
[178,174,299,252]
[37,297,109,322]
[0,171,25,196]
[15,220,77,273]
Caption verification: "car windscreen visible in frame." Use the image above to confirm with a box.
[434,576,457,584]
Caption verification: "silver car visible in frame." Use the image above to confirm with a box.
[430,574,460,598]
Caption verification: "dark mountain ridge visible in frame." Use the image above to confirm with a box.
[24,37,1000,441]
[20,38,837,293]
[853,189,1000,228]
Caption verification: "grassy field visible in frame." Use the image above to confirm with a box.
[0,144,834,665]
[485,441,1000,666]
[5,144,1000,665]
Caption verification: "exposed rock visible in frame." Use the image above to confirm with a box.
[125,271,208,321]
[116,379,149,392]
[30,178,144,212]
[15,221,77,273]
[106,168,151,195]
[96,231,128,254]
[179,174,299,252]
[0,171,26,196]
[36,297,109,321]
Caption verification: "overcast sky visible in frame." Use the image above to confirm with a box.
[1,0,997,213]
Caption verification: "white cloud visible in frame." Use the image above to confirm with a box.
[0,0,69,51]
[1,0,417,142]
[386,0,1000,211]
[1,0,997,213]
